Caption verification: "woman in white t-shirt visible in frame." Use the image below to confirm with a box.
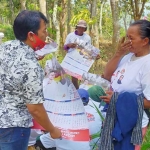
[101,20,150,150]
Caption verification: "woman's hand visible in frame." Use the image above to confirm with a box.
[116,36,132,57]
[100,91,114,104]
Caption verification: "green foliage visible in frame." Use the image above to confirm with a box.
[70,9,95,27]
[0,1,11,20]
[101,4,113,39]
[90,132,100,140]
[90,102,105,121]
[26,1,39,11]
[47,27,57,40]
[57,6,62,12]
[89,101,104,150]
[0,24,15,41]
[141,125,150,150]
[141,144,150,150]
[120,27,126,37]
[48,9,53,14]
[73,0,89,14]
[147,13,150,21]
[56,53,65,64]
[38,54,53,68]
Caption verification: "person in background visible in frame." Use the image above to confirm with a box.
[35,133,56,150]
[63,20,91,89]
[28,129,43,150]
[0,10,61,150]
[64,20,91,52]
[101,20,150,149]
[78,87,106,150]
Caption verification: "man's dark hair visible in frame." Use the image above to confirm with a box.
[13,10,48,41]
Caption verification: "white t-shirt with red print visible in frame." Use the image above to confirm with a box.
[84,99,105,149]
[111,53,150,127]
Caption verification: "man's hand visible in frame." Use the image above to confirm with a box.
[50,127,62,139]
[67,43,77,48]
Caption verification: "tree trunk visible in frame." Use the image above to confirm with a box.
[59,0,67,48]
[9,0,15,24]
[110,0,120,51]
[39,0,47,17]
[46,1,54,38]
[130,0,147,21]
[67,0,71,34]
[20,0,26,10]
[90,0,99,47]
[53,0,60,45]
[99,2,104,37]
[123,11,128,32]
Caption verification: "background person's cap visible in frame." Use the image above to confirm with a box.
[76,20,87,28]
[77,88,89,105]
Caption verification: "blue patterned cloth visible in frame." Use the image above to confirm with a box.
[99,92,144,150]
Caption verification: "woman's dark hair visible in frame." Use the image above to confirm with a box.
[13,10,48,41]
[130,20,150,41]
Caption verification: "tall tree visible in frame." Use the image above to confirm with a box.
[67,0,71,34]
[58,0,67,48]
[129,0,147,20]
[110,0,120,51]
[52,0,60,45]
[39,0,46,17]
[99,0,106,37]
[121,0,148,21]
[9,0,15,24]
[90,0,99,47]
[20,0,26,10]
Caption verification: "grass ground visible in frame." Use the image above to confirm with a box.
[141,125,150,150]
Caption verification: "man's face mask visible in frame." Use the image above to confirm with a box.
[30,32,46,51]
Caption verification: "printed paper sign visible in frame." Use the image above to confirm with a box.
[35,40,58,57]
[61,39,100,79]
[32,119,45,130]
[79,72,110,91]
[61,129,90,141]
[42,57,90,142]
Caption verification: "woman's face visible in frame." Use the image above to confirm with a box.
[127,25,147,56]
